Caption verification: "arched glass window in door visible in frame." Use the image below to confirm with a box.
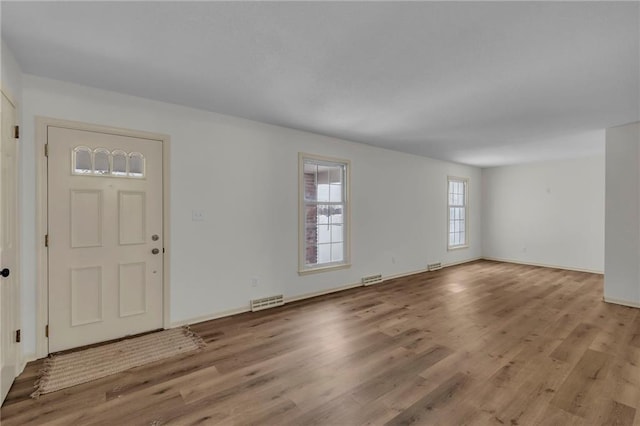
[72,146,93,174]
[93,148,110,175]
[71,146,146,178]
[128,152,145,178]
[112,150,128,176]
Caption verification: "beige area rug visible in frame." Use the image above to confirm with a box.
[31,327,205,398]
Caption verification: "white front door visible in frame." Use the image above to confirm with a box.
[0,92,19,403]
[48,126,164,353]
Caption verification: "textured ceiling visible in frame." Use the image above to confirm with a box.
[2,1,638,166]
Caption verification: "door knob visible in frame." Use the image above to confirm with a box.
[151,248,160,255]
[1,268,10,278]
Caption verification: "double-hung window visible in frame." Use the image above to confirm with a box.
[299,153,350,274]
[448,177,468,249]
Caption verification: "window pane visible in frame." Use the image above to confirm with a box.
[303,162,317,174]
[303,165,317,201]
[317,184,330,202]
[318,243,331,263]
[329,166,342,184]
[331,224,343,243]
[448,198,467,247]
[317,204,330,224]
[329,184,342,202]
[301,156,349,270]
[305,245,317,266]
[73,146,92,174]
[129,153,144,177]
[316,166,330,202]
[318,223,331,243]
[331,242,344,262]
[305,205,317,226]
[112,150,127,176]
[94,148,110,175]
[305,220,318,266]
[330,206,343,224]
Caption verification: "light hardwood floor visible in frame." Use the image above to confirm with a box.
[1,260,639,425]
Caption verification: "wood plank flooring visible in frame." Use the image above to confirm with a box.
[2,260,639,425]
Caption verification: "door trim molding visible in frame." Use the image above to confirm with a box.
[1,88,22,399]
[35,117,171,358]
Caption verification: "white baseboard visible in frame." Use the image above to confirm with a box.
[481,257,604,275]
[285,281,363,304]
[170,306,251,328]
[18,352,37,372]
[171,257,494,328]
[173,282,365,328]
[168,257,604,330]
[289,257,484,301]
[603,297,640,309]
[382,268,428,281]
[444,257,483,268]
[382,257,482,281]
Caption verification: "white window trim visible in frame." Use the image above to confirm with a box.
[298,153,351,275]
[447,176,469,251]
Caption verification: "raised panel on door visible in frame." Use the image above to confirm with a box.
[70,189,103,248]
[119,262,147,317]
[70,266,103,326]
[119,191,145,245]
[48,125,164,353]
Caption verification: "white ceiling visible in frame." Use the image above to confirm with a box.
[2,1,638,167]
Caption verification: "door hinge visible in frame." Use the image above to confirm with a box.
[15,329,21,343]
[45,234,49,247]
[13,125,19,139]
[45,144,49,157]
[45,324,49,338]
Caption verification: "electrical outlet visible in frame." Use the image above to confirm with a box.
[251,277,259,287]
[192,210,205,222]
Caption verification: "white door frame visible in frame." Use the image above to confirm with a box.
[35,117,171,358]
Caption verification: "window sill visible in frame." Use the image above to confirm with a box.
[298,263,351,276]
[447,245,469,251]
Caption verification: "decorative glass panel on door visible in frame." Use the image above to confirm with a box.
[94,148,110,175]
[73,146,93,175]
[128,153,145,177]
[112,150,127,176]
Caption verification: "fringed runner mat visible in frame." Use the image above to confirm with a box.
[32,327,205,398]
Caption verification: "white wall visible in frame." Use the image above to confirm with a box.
[604,122,640,307]
[20,75,482,357]
[482,156,605,273]
[1,40,22,103]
